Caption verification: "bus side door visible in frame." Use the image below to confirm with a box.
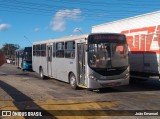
[47,44,52,77]
[77,43,86,86]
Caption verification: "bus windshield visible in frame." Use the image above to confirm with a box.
[88,34,128,69]
[23,47,32,61]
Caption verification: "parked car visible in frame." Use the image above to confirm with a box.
[6,58,12,64]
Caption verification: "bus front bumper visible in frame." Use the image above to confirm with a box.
[88,74,129,89]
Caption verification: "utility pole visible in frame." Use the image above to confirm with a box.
[75,28,83,34]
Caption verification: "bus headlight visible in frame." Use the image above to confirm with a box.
[89,74,96,80]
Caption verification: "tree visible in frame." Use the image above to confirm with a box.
[1,43,20,59]
[0,50,6,66]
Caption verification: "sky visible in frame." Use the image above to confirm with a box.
[0,0,160,48]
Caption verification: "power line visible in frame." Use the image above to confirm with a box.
[24,36,32,45]
[1,0,159,15]
[0,3,157,17]
[44,0,160,7]
[0,0,159,21]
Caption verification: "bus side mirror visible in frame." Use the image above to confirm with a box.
[85,38,89,52]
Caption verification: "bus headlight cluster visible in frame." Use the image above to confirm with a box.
[89,74,96,80]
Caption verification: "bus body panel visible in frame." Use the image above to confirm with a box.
[32,35,88,81]
[32,47,48,76]
[52,58,76,82]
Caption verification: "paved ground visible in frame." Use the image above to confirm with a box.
[0,64,160,119]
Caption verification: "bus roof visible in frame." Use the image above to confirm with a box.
[15,48,24,52]
[33,34,89,45]
[24,47,32,51]
[15,47,32,52]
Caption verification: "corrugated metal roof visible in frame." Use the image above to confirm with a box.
[92,11,160,28]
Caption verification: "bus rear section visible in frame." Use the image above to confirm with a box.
[15,49,23,69]
[21,47,32,71]
[86,33,129,89]
[15,47,32,71]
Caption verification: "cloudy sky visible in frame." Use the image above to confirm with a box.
[0,24,11,31]
[0,0,160,48]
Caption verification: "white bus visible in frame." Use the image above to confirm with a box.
[15,48,23,68]
[32,33,129,89]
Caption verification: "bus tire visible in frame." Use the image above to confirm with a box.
[39,68,45,80]
[69,73,78,89]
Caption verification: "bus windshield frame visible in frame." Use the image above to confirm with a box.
[87,33,128,70]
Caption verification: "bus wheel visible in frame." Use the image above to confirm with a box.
[69,73,78,89]
[39,68,45,79]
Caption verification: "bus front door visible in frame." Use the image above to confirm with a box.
[77,43,86,86]
[47,45,52,77]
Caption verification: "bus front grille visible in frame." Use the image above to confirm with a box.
[94,66,127,76]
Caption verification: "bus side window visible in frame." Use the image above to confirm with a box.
[53,43,56,57]
[33,45,36,56]
[65,41,75,59]
[56,42,64,58]
[35,44,40,56]
[41,44,46,57]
